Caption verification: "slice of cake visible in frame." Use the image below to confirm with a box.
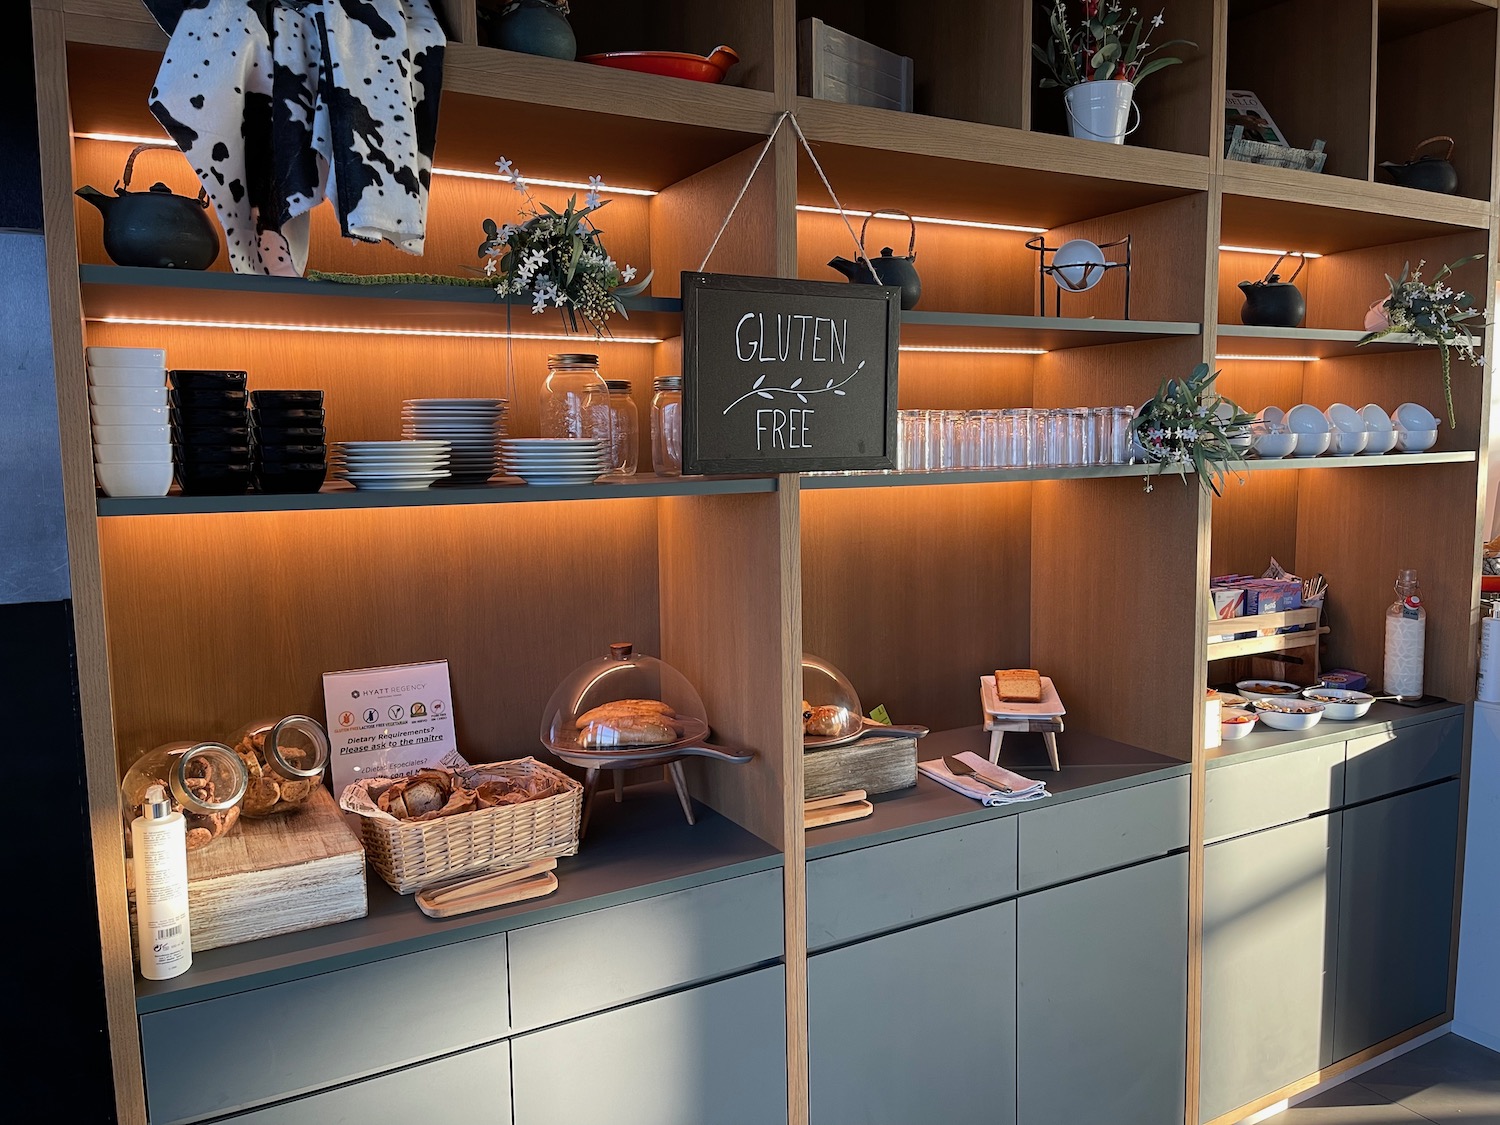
[994,668,1043,703]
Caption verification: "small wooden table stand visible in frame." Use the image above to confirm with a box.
[984,716,1064,772]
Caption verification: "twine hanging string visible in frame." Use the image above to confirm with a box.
[698,110,882,284]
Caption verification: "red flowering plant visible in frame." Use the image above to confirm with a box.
[1033,1,1193,89]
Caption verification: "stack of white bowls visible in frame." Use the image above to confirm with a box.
[1251,402,1432,458]
[500,438,609,485]
[332,440,451,491]
[88,346,172,497]
[401,399,507,483]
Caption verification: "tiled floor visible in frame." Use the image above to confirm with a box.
[1274,1035,1500,1124]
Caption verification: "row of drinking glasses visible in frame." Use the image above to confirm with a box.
[897,407,1138,471]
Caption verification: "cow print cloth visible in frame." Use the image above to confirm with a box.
[144,0,445,276]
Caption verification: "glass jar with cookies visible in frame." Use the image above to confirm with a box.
[227,715,330,817]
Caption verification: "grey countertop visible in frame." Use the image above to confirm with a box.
[1205,700,1465,770]
[805,726,1190,860]
[135,781,781,1014]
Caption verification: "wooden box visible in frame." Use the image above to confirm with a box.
[797,18,914,113]
[128,786,366,953]
[805,734,918,800]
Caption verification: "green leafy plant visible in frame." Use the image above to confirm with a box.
[1130,363,1253,494]
[1032,1,1193,89]
[477,158,652,336]
[1358,254,1486,427]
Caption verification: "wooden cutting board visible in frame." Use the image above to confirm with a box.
[128,786,365,953]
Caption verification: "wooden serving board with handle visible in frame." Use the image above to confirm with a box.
[416,859,559,918]
[804,789,874,829]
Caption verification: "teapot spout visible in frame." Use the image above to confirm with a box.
[827,256,860,281]
[74,185,114,214]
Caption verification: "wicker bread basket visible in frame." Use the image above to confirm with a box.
[353,758,582,894]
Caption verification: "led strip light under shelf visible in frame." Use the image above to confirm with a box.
[88,316,663,344]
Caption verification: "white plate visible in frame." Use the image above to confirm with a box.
[502,439,605,449]
[87,346,167,367]
[340,478,442,491]
[503,451,610,462]
[514,475,604,486]
[338,470,450,482]
[979,675,1067,719]
[404,398,507,407]
[337,440,450,451]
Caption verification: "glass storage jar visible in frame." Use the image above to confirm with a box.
[227,715,330,817]
[121,740,249,850]
[540,353,613,442]
[604,380,639,476]
[651,376,683,476]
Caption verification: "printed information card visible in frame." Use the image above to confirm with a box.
[323,660,465,795]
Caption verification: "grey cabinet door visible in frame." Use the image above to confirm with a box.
[808,901,1017,1125]
[511,967,788,1125]
[1016,853,1189,1125]
[1334,780,1461,1061]
[1200,815,1342,1123]
[224,1041,510,1125]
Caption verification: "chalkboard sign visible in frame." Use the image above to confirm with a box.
[681,272,900,475]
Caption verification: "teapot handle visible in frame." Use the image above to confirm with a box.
[120,142,210,208]
[1410,135,1455,162]
[859,208,918,260]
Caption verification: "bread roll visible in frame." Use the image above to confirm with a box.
[804,705,850,738]
[994,669,1043,703]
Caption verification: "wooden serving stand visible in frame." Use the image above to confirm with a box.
[984,716,1064,772]
[1205,606,1327,686]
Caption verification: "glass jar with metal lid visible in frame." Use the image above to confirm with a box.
[604,379,638,476]
[226,714,330,817]
[651,376,683,477]
[540,353,613,443]
[121,741,249,850]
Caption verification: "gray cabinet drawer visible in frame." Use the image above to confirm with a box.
[805,816,1017,950]
[809,902,1016,1125]
[1344,715,1463,805]
[512,966,788,1125]
[1018,775,1189,891]
[508,869,782,1031]
[223,1041,511,1125]
[140,935,509,1125]
[1205,742,1345,842]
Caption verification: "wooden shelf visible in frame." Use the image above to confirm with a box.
[1215,325,1479,359]
[1219,163,1491,252]
[95,475,777,517]
[903,313,1200,351]
[1234,451,1478,472]
[794,97,1209,228]
[77,265,683,339]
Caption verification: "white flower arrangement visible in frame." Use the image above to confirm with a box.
[477,158,651,336]
[1130,363,1254,494]
[1359,254,1487,427]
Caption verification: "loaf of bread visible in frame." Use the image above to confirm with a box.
[575,698,675,727]
[993,669,1043,703]
[580,713,680,749]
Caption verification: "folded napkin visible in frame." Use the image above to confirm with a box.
[918,752,1048,807]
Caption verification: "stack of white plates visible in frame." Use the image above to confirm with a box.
[401,399,508,483]
[500,438,609,486]
[333,440,451,491]
[87,346,172,497]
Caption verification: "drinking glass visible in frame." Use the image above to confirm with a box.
[1111,406,1136,464]
[1061,409,1087,467]
[1002,408,1030,467]
[980,411,1003,468]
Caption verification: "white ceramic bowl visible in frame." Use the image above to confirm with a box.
[1252,699,1326,731]
[1361,404,1395,432]
[92,423,170,445]
[1258,406,1286,425]
[1392,402,1439,431]
[1395,428,1438,453]
[94,462,173,498]
[1361,428,1398,455]
[1236,679,1305,702]
[1253,429,1297,459]
[1220,708,1259,740]
[94,444,173,464]
[1326,403,1369,454]
[90,403,168,426]
[1292,430,1332,457]
[88,364,166,388]
[1301,687,1375,721]
[1287,403,1331,433]
[89,385,168,407]
[86,345,166,368]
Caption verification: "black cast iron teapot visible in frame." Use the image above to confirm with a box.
[75,143,220,270]
[1239,252,1308,329]
[1378,136,1460,195]
[828,209,922,310]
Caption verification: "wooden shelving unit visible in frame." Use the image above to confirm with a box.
[29,2,1497,1124]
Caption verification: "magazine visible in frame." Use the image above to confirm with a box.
[1225,89,1288,147]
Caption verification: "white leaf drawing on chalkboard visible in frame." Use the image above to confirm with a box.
[721,360,867,416]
